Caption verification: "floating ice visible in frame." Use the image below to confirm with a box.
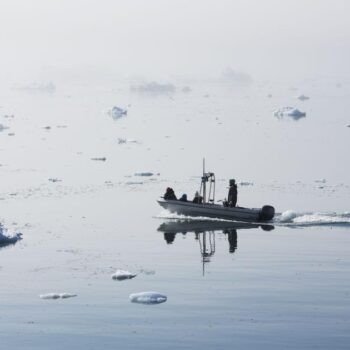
[297,94,310,101]
[117,138,140,144]
[134,172,154,177]
[0,224,22,247]
[48,178,61,183]
[111,269,137,281]
[109,106,127,119]
[131,82,176,94]
[274,107,306,120]
[40,293,77,300]
[129,292,167,304]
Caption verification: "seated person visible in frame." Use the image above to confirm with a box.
[179,194,188,202]
[164,187,177,200]
[192,191,203,204]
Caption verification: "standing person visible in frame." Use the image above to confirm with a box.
[228,179,238,207]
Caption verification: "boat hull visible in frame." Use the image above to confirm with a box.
[157,199,274,222]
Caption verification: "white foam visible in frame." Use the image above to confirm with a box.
[111,269,137,281]
[40,293,77,300]
[129,291,167,304]
[275,210,350,226]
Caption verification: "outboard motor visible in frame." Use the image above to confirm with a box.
[259,205,275,221]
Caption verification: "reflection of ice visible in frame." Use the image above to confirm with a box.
[129,291,167,304]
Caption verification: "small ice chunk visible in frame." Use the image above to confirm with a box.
[112,269,137,281]
[274,107,306,120]
[134,172,154,177]
[129,291,167,304]
[117,138,140,144]
[0,224,22,247]
[48,178,61,183]
[109,106,127,119]
[40,293,76,300]
[297,94,310,101]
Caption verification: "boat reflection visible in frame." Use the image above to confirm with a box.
[158,220,274,275]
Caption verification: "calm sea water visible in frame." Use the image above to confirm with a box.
[0,80,349,349]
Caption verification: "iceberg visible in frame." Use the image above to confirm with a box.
[111,269,137,281]
[129,291,167,304]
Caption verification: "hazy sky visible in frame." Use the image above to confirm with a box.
[0,0,349,82]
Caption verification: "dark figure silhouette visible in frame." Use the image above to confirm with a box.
[228,179,238,207]
[192,191,203,204]
[164,187,177,200]
[179,194,188,202]
[163,232,176,244]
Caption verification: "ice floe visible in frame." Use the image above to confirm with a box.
[109,106,127,120]
[274,107,306,120]
[134,172,155,177]
[0,224,22,247]
[40,293,77,300]
[297,94,310,101]
[111,269,137,281]
[129,291,167,304]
